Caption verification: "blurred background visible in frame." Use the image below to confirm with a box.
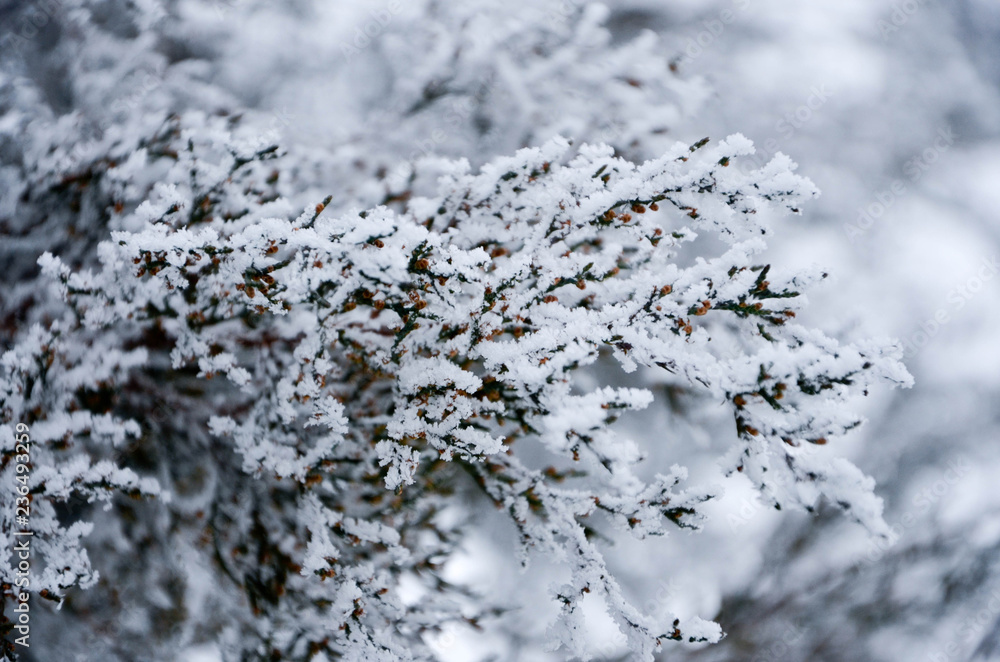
[2,0,999,660]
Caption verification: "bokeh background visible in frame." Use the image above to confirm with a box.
[2,1,999,660]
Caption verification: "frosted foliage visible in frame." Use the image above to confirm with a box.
[0,1,914,660]
[4,115,909,659]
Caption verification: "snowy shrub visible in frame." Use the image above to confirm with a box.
[0,1,914,660]
[2,111,910,659]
